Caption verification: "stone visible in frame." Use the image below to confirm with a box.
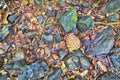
[108,14,119,22]
[34,0,42,5]
[0,25,10,40]
[101,0,120,14]
[66,33,81,50]
[77,16,94,32]
[59,8,77,32]
[110,54,120,67]
[41,34,54,44]
[64,54,81,71]
[97,72,120,80]
[8,14,18,23]
[86,27,114,55]
[14,49,25,61]
[25,31,37,38]
[55,31,61,42]
[58,50,67,59]
[46,7,55,17]
[18,60,49,80]
[80,57,90,70]
[46,68,61,80]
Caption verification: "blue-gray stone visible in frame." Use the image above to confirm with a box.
[41,34,54,44]
[80,57,90,70]
[101,0,120,14]
[86,27,114,55]
[77,16,94,32]
[0,56,3,68]
[55,31,61,42]
[58,50,67,59]
[8,14,18,23]
[108,14,118,22]
[0,25,10,40]
[47,68,61,80]
[18,60,49,80]
[34,0,42,5]
[59,8,77,32]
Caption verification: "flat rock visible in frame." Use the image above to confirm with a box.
[59,8,77,32]
[18,60,49,80]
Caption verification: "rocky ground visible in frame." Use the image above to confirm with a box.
[0,0,120,80]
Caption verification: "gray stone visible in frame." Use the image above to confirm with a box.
[80,57,90,70]
[77,16,94,32]
[59,8,77,32]
[86,27,114,55]
[41,34,54,44]
[14,49,25,61]
[0,25,10,40]
[101,0,120,14]
[18,60,49,80]
[8,14,18,23]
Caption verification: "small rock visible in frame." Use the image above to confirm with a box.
[41,34,54,44]
[101,0,120,14]
[66,33,81,50]
[25,31,37,38]
[59,8,77,32]
[14,49,25,61]
[97,72,120,80]
[8,14,19,23]
[71,28,79,35]
[82,2,92,7]
[77,16,94,32]
[110,54,120,67]
[58,50,67,59]
[55,31,61,42]
[46,68,61,80]
[34,0,42,5]
[46,7,55,17]
[64,54,80,71]
[58,0,66,7]
[80,57,90,70]
[37,15,45,26]
[0,25,10,40]
[18,60,49,80]
[108,14,119,22]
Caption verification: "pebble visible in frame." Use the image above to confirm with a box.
[108,14,119,22]
[77,16,94,32]
[55,31,61,43]
[0,25,10,40]
[8,14,19,23]
[41,34,54,44]
[18,60,49,80]
[46,68,61,80]
[34,0,42,5]
[58,49,67,59]
[14,49,25,61]
[46,7,55,17]
[80,57,90,70]
[0,56,3,68]
[59,8,77,32]
[66,33,81,50]
[101,0,120,14]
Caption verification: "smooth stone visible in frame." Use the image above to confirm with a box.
[8,14,18,23]
[25,31,37,38]
[18,60,49,80]
[77,16,94,32]
[101,0,120,14]
[80,57,90,70]
[0,25,10,40]
[41,34,54,44]
[14,49,25,61]
[37,15,45,26]
[66,33,81,50]
[59,8,77,32]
